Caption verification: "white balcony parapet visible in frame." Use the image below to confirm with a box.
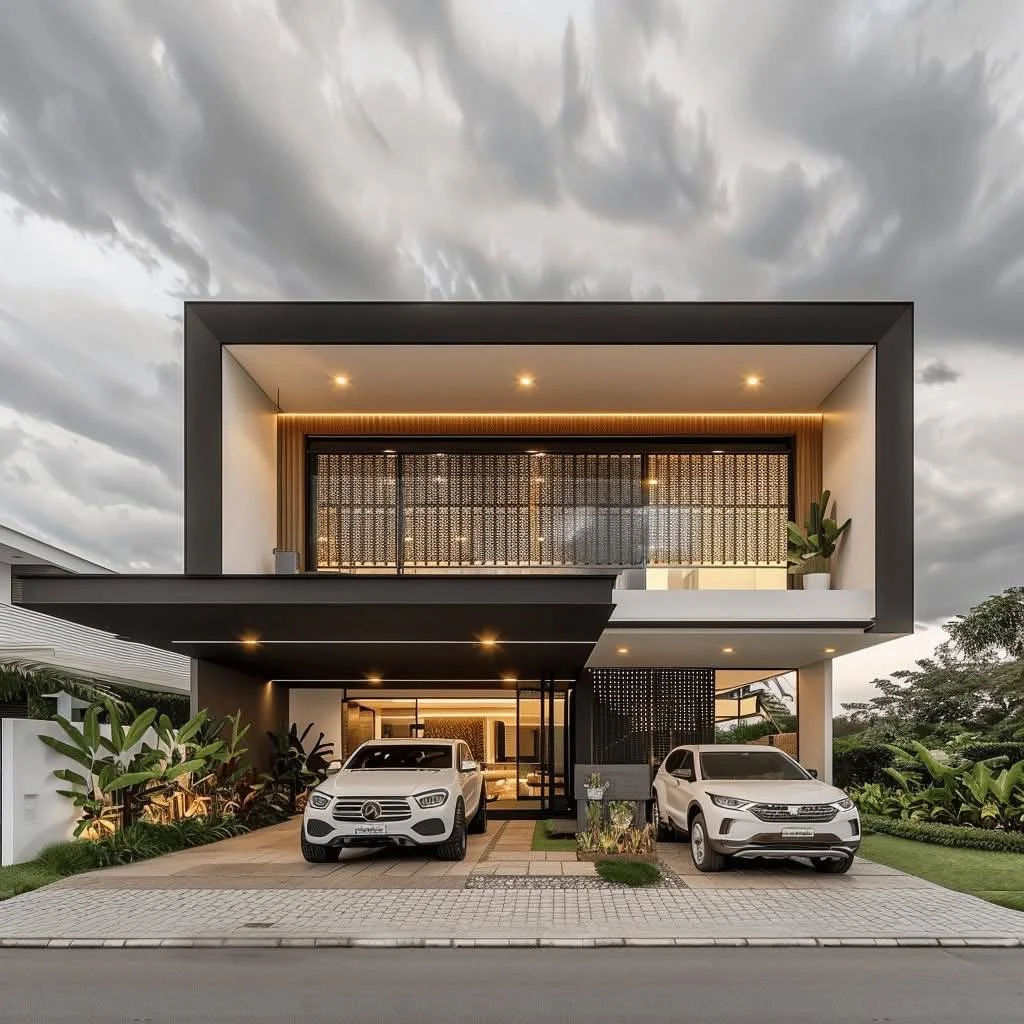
[609,587,875,624]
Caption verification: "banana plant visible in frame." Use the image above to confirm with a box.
[786,490,851,574]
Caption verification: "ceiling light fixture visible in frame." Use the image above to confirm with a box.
[824,647,837,654]
[478,636,499,649]
[744,375,762,388]
[333,374,350,387]
[517,374,536,388]
[712,449,725,454]
[616,646,630,655]
[241,636,261,649]
[721,647,734,654]
[366,674,382,684]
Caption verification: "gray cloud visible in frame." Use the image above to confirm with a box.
[918,359,961,385]
[0,0,1021,631]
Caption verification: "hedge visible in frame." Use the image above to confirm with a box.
[832,738,895,788]
[861,815,1024,854]
[957,742,1024,766]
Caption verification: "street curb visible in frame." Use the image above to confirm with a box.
[0,936,1022,950]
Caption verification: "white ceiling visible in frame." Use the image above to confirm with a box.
[588,628,896,669]
[228,343,872,414]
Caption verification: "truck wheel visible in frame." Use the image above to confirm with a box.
[690,813,726,872]
[435,801,468,861]
[468,788,488,834]
[301,832,340,863]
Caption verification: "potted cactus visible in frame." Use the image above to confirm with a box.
[787,490,851,591]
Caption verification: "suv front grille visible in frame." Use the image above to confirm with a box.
[750,803,838,823]
[332,798,413,822]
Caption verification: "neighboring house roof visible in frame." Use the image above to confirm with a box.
[0,523,190,695]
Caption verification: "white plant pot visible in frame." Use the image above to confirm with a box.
[585,787,607,801]
[803,572,832,591]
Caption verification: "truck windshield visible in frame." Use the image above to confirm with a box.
[345,744,453,770]
[699,751,809,781]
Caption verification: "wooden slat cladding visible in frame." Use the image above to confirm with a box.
[278,415,822,569]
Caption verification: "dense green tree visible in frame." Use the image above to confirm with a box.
[945,586,1024,662]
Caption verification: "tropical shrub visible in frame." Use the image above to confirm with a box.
[265,722,335,813]
[848,741,1024,831]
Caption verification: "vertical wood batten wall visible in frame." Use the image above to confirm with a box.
[277,415,823,570]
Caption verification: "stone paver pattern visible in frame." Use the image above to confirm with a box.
[2,819,1023,944]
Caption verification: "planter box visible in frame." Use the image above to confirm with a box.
[577,850,659,864]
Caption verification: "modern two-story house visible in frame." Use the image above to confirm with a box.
[12,302,913,815]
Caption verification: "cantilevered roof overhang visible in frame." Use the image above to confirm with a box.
[11,574,617,683]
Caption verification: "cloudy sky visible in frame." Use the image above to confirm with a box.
[1,0,1023,703]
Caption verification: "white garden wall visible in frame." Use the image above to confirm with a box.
[1,718,156,866]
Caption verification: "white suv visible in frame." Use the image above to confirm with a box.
[301,738,487,863]
[651,744,860,873]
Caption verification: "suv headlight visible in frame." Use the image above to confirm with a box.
[834,797,855,811]
[709,794,754,810]
[415,789,450,809]
[308,791,331,810]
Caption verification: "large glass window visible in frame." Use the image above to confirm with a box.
[310,448,789,575]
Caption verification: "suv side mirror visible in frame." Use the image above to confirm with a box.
[671,767,693,780]
[326,759,343,774]
[461,759,479,773]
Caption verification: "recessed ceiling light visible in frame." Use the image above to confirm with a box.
[478,636,499,649]
[517,374,536,388]
[616,646,630,655]
[366,674,382,684]
[721,647,734,654]
[383,448,396,454]
[712,449,725,454]
[241,636,261,649]
[333,374,350,387]
[744,375,762,388]
[824,647,837,654]
[502,674,518,683]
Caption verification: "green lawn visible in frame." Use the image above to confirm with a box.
[0,863,61,902]
[532,820,577,852]
[860,834,1024,912]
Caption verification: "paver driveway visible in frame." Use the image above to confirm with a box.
[2,820,1023,945]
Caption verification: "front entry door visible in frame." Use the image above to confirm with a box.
[516,679,569,813]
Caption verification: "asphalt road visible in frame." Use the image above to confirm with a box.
[1,948,1023,1023]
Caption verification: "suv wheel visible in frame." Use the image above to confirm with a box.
[650,794,672,842]
[301,832,340,864]
[812,854,854,874]
[435,801,468,861]
[689,813,725,872]
[468,788,488,834]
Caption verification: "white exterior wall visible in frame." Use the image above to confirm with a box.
[288,689,344,762]
[222,350,278,573]
[0,561,11,604]
[821,350,875,596]
[1,720,155,866]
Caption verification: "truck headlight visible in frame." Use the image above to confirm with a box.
[308,792,332,810]
[415,790,450,809]
[709,794,754,810]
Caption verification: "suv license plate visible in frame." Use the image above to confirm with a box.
[354,824,387,836]
[781,827,815,839]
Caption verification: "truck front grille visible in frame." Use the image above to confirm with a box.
[750,803,838,823]
[332,798,413,822]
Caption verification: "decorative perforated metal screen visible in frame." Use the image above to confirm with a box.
[588,667,715,765]
[311,450,787,572]
[646,453,788,565]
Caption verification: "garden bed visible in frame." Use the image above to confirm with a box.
[862,815,1024,854]
[577,850,660,865]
